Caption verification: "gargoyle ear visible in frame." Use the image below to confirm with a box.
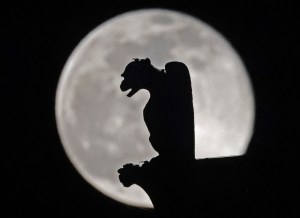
[144,58,151,65]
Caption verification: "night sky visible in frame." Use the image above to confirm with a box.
[4,1,299,217]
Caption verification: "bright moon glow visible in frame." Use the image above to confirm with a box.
[56,9,255,208]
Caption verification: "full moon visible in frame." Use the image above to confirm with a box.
[56,9,254,208]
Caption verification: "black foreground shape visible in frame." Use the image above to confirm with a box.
[117,58,298,218]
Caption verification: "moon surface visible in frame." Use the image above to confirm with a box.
[56,9,254,208]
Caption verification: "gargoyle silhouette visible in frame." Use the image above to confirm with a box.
[120,58,195,162]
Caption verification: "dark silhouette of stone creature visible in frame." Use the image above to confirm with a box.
[120,58,195,162]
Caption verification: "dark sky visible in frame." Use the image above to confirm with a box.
[4,1,299,217]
